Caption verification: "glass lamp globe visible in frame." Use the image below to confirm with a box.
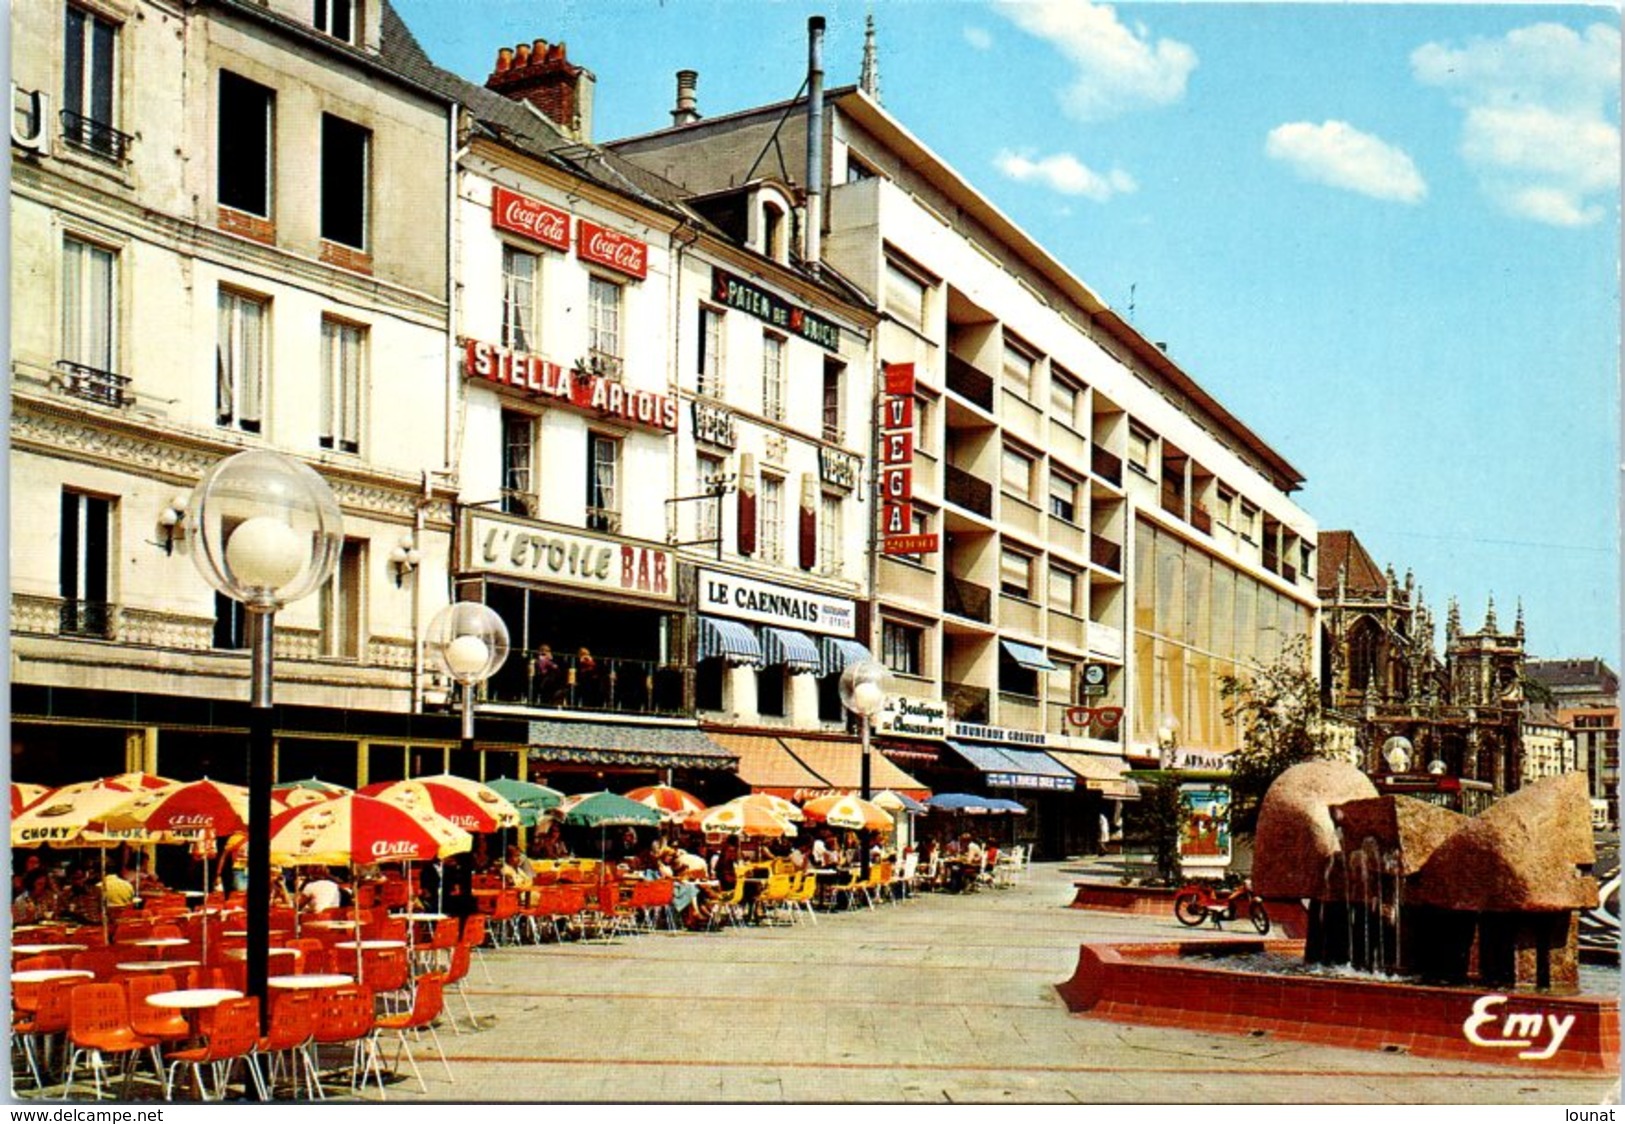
[426,601,510,684]
[838,658,888,718]
[188,450,343,611]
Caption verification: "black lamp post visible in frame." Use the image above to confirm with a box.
[839,658,887,882]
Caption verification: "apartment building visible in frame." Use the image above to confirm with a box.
[10,0,465,790]
[607,24,1319,856]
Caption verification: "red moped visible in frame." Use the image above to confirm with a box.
[1173,879,1270,933]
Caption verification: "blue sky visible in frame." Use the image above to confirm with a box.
[395,0,1621,663]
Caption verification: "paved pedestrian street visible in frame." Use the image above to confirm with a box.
[395,861,1619,1105]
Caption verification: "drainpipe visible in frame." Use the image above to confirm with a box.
[804,16,825,278]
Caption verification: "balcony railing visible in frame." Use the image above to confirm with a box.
[1190,505,1213,534]
[586,507,622,534]
[584,351,623,381]
[945,680,990,725]
[55,360,131,408]
[60,110,132,163]
[500,489,537,518]
[1090,534,1122,573]
[489,649,686,716]
[1282,562,1297,584]
[1091,445,1123,486]
[59,599,112,638]
[945,353,994,411]
[1160,481,1185,519]
[1263,546,1280,574]
[944,576,992,623]
[944,463,992,517]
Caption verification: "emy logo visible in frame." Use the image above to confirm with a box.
[1461,994,1576,1060]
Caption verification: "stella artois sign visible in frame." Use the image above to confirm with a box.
[578,220,648,280]
[491,186,570,251]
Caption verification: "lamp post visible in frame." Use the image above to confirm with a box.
[189,450,342,1024]
[839,658,887,882]
[426,601,510,757]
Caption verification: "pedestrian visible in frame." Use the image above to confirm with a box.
[1098,811,1112,856]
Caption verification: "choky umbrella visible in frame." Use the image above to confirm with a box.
[800,793,894,833]
[11,783,48,817]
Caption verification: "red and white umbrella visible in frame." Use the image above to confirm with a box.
[624,784,706,822]
[99,778,249,836]
[361,775,520,833]
[727,793,805,823]
[267,793,472,867]
[697,802,797,839]
[801,794,894,833]
[11,783,48,817]
[11,777,187,848]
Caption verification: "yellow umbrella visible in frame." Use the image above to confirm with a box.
[697,802,797,839]
[801,794,894,833]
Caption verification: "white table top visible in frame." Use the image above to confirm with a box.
[394,913,448,921]
[11,968,93,984]
[145,988,242,1009]
[333,940,406,950]
[267,973,354,989]
[12,943,88,955]
[304,920,358,929]
[222,947,298,960]
[126,937,189,948]
[116,960,200,972]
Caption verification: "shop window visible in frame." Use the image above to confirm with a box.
[817,673,844,723]
[695,659,724,711]
[320,113,369,250]
[367,743,407,784]
[502,245,540,353]
[757,666,786,717]
[59,489,111,637]
[216,288,266,433]
[218,71,273,217]
[319,317,364,453]
[277,738,358,789]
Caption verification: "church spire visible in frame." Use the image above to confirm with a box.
[1446,597,1461,642]
[1515,598,1525,643]
[860,13,881,102]
[1484,594,1498,634]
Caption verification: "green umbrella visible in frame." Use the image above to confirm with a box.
[486,777,564,827]
[560,791,662,828]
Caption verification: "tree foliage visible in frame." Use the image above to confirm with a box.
[1218,635,1330,836]
[1140,776,1189,886]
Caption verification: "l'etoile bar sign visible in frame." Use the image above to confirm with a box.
[464,339,678,432]
[713,268,841,351]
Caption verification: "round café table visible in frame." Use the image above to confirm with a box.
[116,960,201,973]
[222,947,299,961]
[332,940,406,950]
[124,937,190,949]
[12,943,89,957]
[12,968,93,985]
[146,987,242,1010]
[267,973,354,990]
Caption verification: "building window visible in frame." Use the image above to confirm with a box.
[319,538,365,659]
[884,260,927,333]
[1000,548,1033,599]
[757,666,786,717]
[587,275,623,377]
[586,431,621,533]
[63,4,119,159]
[1001,446,1033,501]
[1214,484,1236,530]
[501,409,534,516]
[897,505,933,565]
[59,489,111,637]
[62,236,117,375]
[1049,471,1078,523]
[761,333,785,421]
[697,453,723,546]
[501,245,540,353]
[312,0,356,43]
[216,288,266,434]
[213,591,248,650]
[1300,541,1315,580]
[882,619,922,677]
[319,318,364,453]
[821,358,843,442]
[1127,422,1154,476]
[1239,501,1259,543]
[1050,566,1078,614]
[913,394,932,454]
[819,493,843,576]
[320,114,369,250]
[1003,340,1035,397]
[697,306,724,397]
[759,474,784,564]
[218,71,273,218]
[1051,370,1081,428]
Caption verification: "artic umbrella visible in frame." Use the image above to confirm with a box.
[100,778,249,836]
[361,776,521,833]
[266,793,472,866]
[872,790,930,816]
[801,794,893,833]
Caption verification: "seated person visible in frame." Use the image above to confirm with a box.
[101,868,136,909]
[298,868,344,913]
[502,845,536,888]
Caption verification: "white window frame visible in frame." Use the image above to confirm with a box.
[216,287,266,434]
[759,473,785,564]
[587,430,621,533]
[761,332,786,421]
[319,317,365,454]
[63,235,118,375]
[502,244,540,353]
[818,492,843,576]
[588,275,623,377]
[697,452,724,546]
[63,4,119,150]
[319,538,365,660]
[698,305,725,398]
[501,409,535,515]
[312,0,357,43]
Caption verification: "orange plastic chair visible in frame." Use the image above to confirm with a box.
[61,982,158,1100]
[311,984,383,1097]
[162,996,265,1102]
[13,976,78,1089]
[361,947,410,1014]
[68,948,124,981]
[258,989,320,1100]
[14,954,66,973]
[286,938,327,975]
[371,971,452,1091]
[441,942,478,1034]
[121,972,190,1081]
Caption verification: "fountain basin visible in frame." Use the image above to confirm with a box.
[1056,937,1620,1073]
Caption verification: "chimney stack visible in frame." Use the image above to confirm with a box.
[486,38,596,143]
[671,69,700,126]
[804,17,825,277]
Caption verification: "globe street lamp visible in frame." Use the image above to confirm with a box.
[839,658,887,882]
[189,450,342,1020]
[426,601,510,757]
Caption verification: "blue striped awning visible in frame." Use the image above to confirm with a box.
[697,616,763,668]
[1000,638,1056,672]
[816,637,873,679]
[946,741,1075,791]
[760,627,821,674]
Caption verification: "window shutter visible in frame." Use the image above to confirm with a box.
[736,453,756,556]
[798,474,817,570]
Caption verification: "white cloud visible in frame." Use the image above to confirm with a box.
[1264,121,1427,204]
[995,0,1196,121]
[964,26,993,51]
[1412,22,1620,226]
[995,149,1137,201]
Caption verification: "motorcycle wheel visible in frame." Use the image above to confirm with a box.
[1249,899,1271,935]
[1174,891,1206,926]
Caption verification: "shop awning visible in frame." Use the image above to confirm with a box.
[816,637,873,679]
[759,627,821,674]
[779,737,930,800]
[1048,750,1141,800]
[1000,639,1056,671]
[945,741,1076,791]
[697,616,763,668]
[526,719,737,770]
[707,732,829,798]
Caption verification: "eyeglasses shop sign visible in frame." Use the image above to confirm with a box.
[698,569,854,637]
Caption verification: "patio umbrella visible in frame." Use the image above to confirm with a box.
[560,791,663,830]
[697,802,797,839]
[872,790,930,816]
[484,777,564,827]
[267,793,473,867]
[801,794,894,833]
[11,782,48,817]
[624,784,706,822]
[985,798,1028,814]
[925,793,998,814]
[361,776,521,834]
[726,793,805,823]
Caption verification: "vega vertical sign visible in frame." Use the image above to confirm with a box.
[879,362,937,556]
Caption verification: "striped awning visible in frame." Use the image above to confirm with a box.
[1049,750,1141,800]
[697,616,763,668]
[1000,638,1056,672]
[760,627,821,674]
[816,637,873,679]
[946,741,1075,791]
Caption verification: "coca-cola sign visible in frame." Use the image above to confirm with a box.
[577,220,648,280]
[491,186,571,251]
